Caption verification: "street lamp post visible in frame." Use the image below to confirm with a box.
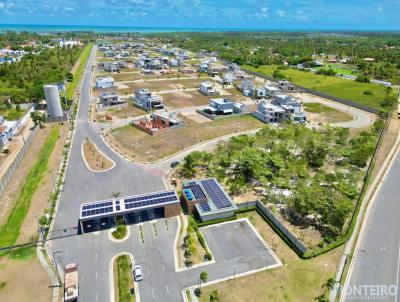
[52,249,63,287]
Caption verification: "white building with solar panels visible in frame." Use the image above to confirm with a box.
[182,178,238,222]
[79,190,181,233]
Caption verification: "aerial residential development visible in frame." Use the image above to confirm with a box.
[0,2,399,302]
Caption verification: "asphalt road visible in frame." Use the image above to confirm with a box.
[343,149,400,301]
[49,46,281,302]
[52,45,165,232]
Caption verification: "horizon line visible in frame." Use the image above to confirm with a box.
[0,23,399,33]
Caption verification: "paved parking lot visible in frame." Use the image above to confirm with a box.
[202,219,274,261]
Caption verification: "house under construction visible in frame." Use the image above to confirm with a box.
[132,112,184,135]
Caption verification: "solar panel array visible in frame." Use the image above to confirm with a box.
[199,202,211,212]
[81,201,113,217]
[124,191,178,210]
[183,183,206,200]
[201,179,232,209]
[81,190,178,219]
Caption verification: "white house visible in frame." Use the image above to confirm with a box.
[264,85,281,97]
[252,101,285,124]
[96,77,114,89]
[199,81,218,96]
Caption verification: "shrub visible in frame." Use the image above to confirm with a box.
[363,90,373,95]
[355,75,370,83]
[194,288,202,297]
[200,271,208,282]
[112,225,127,239]
[210,290,220,302]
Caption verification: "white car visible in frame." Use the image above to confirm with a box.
[133,265,143,282]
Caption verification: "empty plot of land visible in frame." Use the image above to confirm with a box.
[98,104,146,120]
[304,102,354,124]
[180,111,211,123]
[118,78,210,94]
[162,91,211,108]
[107,115,264,162]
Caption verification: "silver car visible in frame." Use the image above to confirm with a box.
[133,265,143,282]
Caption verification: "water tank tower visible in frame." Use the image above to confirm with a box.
[43,85,64,118]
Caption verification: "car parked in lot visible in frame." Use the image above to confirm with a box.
[170,161,180,168]
[133,265,143,282]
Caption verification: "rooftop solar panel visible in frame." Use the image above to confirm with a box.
[199,202,211,212]
[201,179,232,209]
[80,190,179,219]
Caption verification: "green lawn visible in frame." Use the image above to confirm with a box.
[0,126,59,247]
[314,64,359,77]
[116,255,134,302]
[66,43,93,100]
[243,64,389,111]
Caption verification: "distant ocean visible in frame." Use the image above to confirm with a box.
[0,24,278,33]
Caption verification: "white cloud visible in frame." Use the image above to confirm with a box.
[64,7,75,12]
[276,10,287,17]
[261,7,268,13]
[0,2,4,10]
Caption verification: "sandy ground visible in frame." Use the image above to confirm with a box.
[180,111,211,124]
[17,123,70,244]
[83,139,114,172]
[0,253,51,302]
[0,125,56,227]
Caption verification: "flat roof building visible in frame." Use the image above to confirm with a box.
[182,178,237,222]
[79,190,181,233]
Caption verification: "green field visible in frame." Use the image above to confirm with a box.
[66,43,93,100]
[243,65,388,111]
[0,126,59,247]
[314,64,359,77]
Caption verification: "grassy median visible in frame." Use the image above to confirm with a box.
[67,43,93,100]
[0,126,59,247]
[115,255,134,302]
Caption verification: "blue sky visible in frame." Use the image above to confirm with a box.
[0,0,399,30]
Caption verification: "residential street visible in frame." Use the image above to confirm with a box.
[343,145,400,301]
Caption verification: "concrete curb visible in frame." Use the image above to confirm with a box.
[108,226,131,243]
[109,252,140,302]
[36,245,60,302]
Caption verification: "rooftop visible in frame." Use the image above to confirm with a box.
[183,178,237,217]
[80,190,179,221]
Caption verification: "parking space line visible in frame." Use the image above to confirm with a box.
[148,267,150,275]
[158,247,162,254]
[166,285,170,294]
[152,289,155,298]
[96,271,98,279]
[162,265,165,272]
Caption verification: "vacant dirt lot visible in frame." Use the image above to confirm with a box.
[107,115,264,162]
[0,248,50,302]
[98,104,146,121]
[162,91,211,108]
[304,102,354,124]
[0,125,61,228]
[118,78,211,94]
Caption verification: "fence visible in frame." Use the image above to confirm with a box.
[0,125,39,196]
[237,200,308,255]
[241,68,380,115]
